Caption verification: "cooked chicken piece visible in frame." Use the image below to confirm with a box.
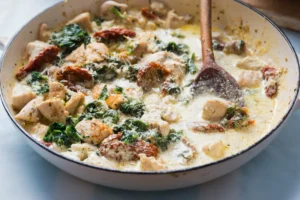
[12,84,36,110]
[25,40,49,61]
[48,82,67,100]
[68,12,92,32]
[236,57,265,71]
[100,1,128,20]
[137,61,170,91]
[75,119,113,145]
[65,43,108,65]
[17,44,59,80]
[150,1,168,16]
[166,10,192,29]
[238,70,261,88]
[65,92,85,115]
[38,23,51,42]
[15,97,43,122]
[135,140,158,157]
[202,99,228,121]
[105,94,125,109]
[70,143,97,160]
[27,123,48,140]
[132,41,148,57]
[141,111,170,136]
[202,140,226,159]
[99,133,138,162]
[139,154,167,171]
[162,108,180,123]
[91,84,104,99]
[37,99,68,123]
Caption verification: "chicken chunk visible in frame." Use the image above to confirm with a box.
[70,143,97,161]
[150,1,168,16]
[105,94,125,109]
[202,140,226,159]
[238,70,261,88]
[91,84,104,99]
[65,43,108,65]
[75,119,113,145]
[15,97,43,122]
[236,57,265,71]
[27,123,49,140]
[166,10,192,29]
[162,108,180,123]
[68,12,92,32]
[139,154,167,171]
[37,99,68,123]
[132,41,148,57]
[39,23,51,42]
[25,40,49,61]
[202,99,228,121]
[12,84,36,110]
[48,82,67,100]
[141,111,170,136]
[100,1,128,20]
[99,133,138,162]
[65,92,85,115]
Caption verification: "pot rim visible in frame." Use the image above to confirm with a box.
[0,0,299,175]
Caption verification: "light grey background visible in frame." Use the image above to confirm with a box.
[0,0,300,199]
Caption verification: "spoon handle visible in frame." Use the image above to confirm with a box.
[200,0,215,65]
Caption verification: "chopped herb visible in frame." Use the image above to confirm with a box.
[163,42,189,55]
[27,72,49,95]
[102,109,119,124]
[94,65,117,81]
[111,6,125,19]
[163,80,181,96]
[120,99,145,118]
[152,129,182,151]
[43,122,81,147]
[171,32,185,38]
[94,17,105,26]
[50,24,91,57]
[125,65,138,81]
[114,86,123,94]
[113,119,148,144]
[99,85,109,100]
[221,106,250,129]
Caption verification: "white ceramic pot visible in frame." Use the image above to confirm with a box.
[0,0,299,191]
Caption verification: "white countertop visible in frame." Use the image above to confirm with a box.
[1,1,300,199]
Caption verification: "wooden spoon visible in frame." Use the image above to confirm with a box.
[191,0,244,106]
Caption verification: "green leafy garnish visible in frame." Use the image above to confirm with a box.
[43,122,81,147]
[111,6,125,19]
[91,65,117,81]
[171,32,185,38]
[163,42,189,55]
[99,85,109,100]
[152,129,182,151]
[94,17,105,26]
[27,71,49,95]
[183,53,198,74]
[50,24,91,57]
[114,86,123,94]
[120,99,145,118]
[221,106,250,129]
[163,80,181,96]
[113,119,148,144]
[125,65,138,81]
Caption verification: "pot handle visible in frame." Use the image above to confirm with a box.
[0,37,8,54]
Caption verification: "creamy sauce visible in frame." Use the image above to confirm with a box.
[11,1,280,171]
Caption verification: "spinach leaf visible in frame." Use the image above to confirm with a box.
[113,119,148,144]
[50,24,91,56]
[93,65,117,81]
[102,109,119,124]
[111,6,125,19]
[221,106,249,129]
[114,86,123,94]
[163,42,189,55]
[152,129,182,151]
[183,53,198,74]
[120,99,145,118]
[94,17,105,26]
[27,71,49,95]
[43,122,81,147]
[163,80,181,96]
[125,65,138,81]
[99,85,109,100]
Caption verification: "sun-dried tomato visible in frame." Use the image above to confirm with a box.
[141,7,157,19]
[16,45,59,80]
[94,28,136,40]
[135,140,158,157]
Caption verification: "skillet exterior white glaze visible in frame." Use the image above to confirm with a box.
[0,0,299,190]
